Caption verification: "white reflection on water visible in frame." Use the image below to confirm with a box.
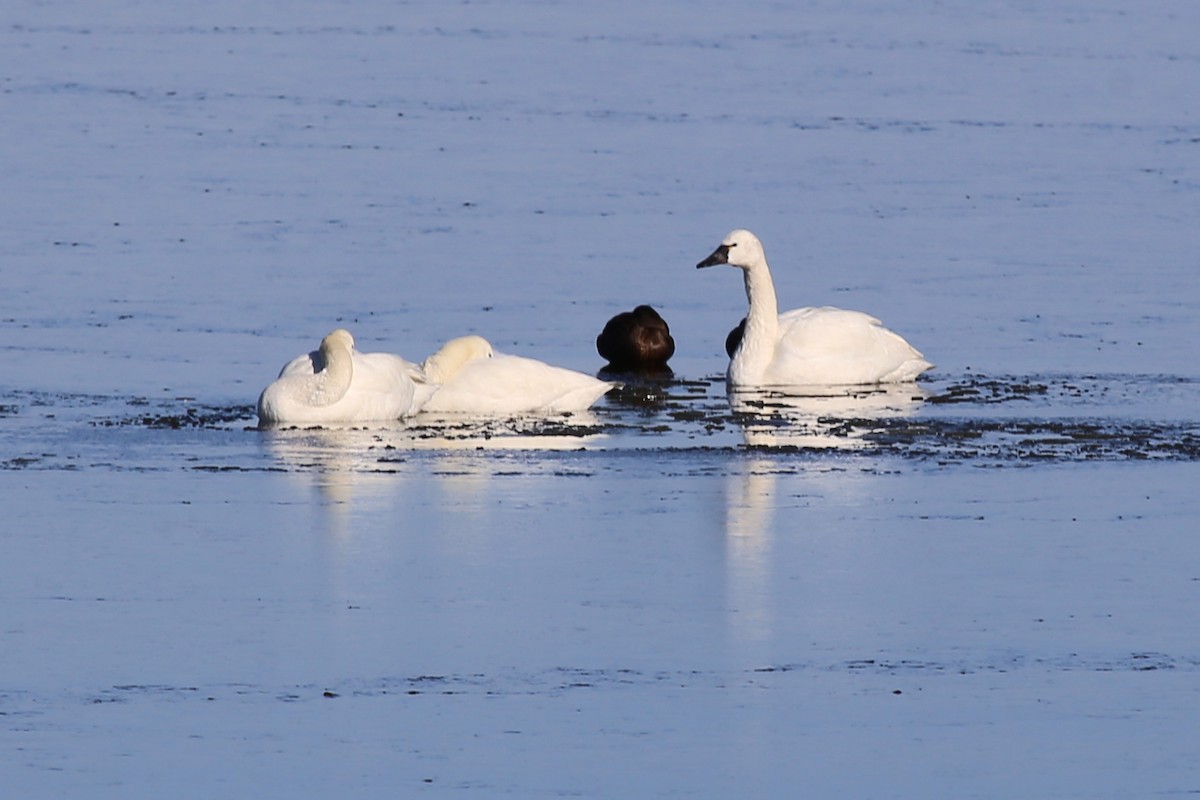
[723,458,779,644]
[262,412,602,463]
[260,414,606,510]
[257,427,399,539]
[729,383,928,448]
[721,459,892,651]
[719,386,924,647]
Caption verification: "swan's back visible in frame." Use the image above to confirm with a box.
[354,351,426,397]
[422,351,615,415]
[755,307,933,386]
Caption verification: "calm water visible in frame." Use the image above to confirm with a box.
[3,1,1200,797]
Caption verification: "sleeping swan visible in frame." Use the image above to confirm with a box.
[697,229,933,387]
[257,328,435,424]
[420,335,617,415]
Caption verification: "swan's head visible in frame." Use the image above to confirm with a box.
[696,229,765,271]
[422,335,494,383]
[320,328,356,354]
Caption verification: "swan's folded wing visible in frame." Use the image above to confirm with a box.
[771,307,929,385]
[275,350,319,379]
[348,351,422,416]
[422,353,614,414]
[351,352,417,389]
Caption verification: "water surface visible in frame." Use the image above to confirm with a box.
[3,1,1199,797]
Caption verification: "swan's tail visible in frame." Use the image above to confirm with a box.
[879,358,935,384]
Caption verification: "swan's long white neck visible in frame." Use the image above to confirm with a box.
[730,258,779,384]
[311,341,354,405]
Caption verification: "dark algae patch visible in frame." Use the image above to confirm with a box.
[118,404,257,429]
[862,417,1200,462]
[927,377,1050,404]
[4,373,1200,469]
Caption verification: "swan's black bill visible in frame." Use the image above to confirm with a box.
[697,244,730,269]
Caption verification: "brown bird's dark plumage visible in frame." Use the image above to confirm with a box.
[725,316,747,359]
[596,305,675,373]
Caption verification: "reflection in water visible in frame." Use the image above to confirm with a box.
[729,383,927,448]
[404,411,605,451]
[262,413,604,466]
[599,372,680,412]
[260,414,606,518]
[260,426,402,539]
[723,458,778,644]
[719,386,923,647]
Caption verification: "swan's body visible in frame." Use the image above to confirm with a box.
[698,229,932,387]
[596,305,675,373]
[420,335,617,415]
[257,329,435,424]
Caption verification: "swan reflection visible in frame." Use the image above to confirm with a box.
[718,384,923,646]
[261,412,606,481]
[722,457,779,644]
[729,383,927,448]
[260,414,606,539]
[720,453,895,652]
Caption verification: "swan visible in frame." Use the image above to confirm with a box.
[596,304,675,373]
[697,229,933,387]
[257,329,435,424]
[419,335,617,415]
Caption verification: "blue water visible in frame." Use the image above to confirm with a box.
[3,2,1200,797]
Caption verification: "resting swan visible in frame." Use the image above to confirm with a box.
[420,335,617,415]
[257,329,435,424]
[697,229,933,387]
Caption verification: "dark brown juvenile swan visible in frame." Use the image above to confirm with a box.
[596,305,675,373]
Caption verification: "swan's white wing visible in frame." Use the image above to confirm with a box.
[422,353,615,414]
[344,351,423,418]
[353,352,419,393]
[260,347,430,423]
[260,350,323,423]
[275,350,318,379]
[765,307,931,385]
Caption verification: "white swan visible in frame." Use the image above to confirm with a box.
[257,329,435,424]
[697,229,933,387]
[419,335,617,415]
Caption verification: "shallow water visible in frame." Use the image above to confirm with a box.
[3,1,1200,797]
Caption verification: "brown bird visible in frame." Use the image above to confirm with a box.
[596,305,675,373]
[725,316,747,359]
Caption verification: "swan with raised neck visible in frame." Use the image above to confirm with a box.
[698,229,933,387]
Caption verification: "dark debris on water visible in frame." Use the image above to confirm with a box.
[93,403,257,429]
[5,374,1200,464]
[862,417,1200,462]
[927,378,1050,404]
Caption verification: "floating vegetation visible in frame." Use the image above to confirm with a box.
[2,373,1199,468]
